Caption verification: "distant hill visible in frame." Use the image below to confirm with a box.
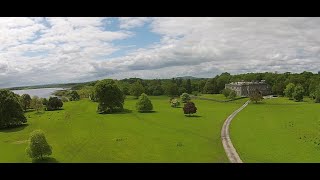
[175,76,201,80]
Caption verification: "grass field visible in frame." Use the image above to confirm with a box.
[199,94,241,101]
[230,97,320,162]
[0,95,247,162]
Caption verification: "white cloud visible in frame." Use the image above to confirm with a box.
[118,17,151,29]
[1,17,320,88]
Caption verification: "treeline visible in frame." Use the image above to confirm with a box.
[74,71,320,98]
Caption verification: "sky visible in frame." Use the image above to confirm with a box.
[1,17,320,88]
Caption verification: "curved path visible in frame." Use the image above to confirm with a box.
[221,100,250,163]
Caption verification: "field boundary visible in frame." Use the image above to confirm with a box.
[221,100,250,163]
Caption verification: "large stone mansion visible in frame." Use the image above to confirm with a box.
[225,80,271,97]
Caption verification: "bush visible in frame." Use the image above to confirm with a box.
[26,130,52,160]
[183,101,197,116]
[222,88,231,98]
[180,93,191,103]
[68,90,80,101]
[46,97,63,111]
[136,93,153,112]
[170,98,180,108]
[293,84,304,102]
[228,90,237,100]
[61,96,69,102]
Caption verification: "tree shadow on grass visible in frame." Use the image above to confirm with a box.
[100,109,133,115]
[184,115,202,118]
[0,124,29,133]
[138,110,157,113]
[32,157,59,163]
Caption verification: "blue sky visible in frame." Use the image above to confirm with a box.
[1,17,320,88]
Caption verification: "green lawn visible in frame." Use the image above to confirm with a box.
[199,94,241,101]
[0,96,247,162]
[230,97,320,162]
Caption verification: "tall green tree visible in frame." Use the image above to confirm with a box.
[186,79,192,94]
[0,90,27,129]
[30,96,44,112]
[130,81,145,98]
[283,83,295,99]
[292,84,304,102]
[164,82,179,97]
[68,90,80,101]
[95,79,125,114]
[26,130,52,160]
[21,94,32,111]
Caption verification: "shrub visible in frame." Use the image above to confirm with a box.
[170,98,180,108]
[26,130,52,160]
[183,101,197,116]
[180,93,191,103]
[136,93,153,112]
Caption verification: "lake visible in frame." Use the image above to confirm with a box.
[12,88,67,98]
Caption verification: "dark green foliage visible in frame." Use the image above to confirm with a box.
[228,90,237,100]
[26,130,52,160]
[192,91,199,96]
[164,82,179,97]
[222,88,231,98]
[41,98,48,106]
[186,79,192,94]
[68,90,80,101]
[0,89,27,129]
[180,93,191,103]
[130,81,145,98]
[293,84,304,102]
[284,83,295,99]
[46,97,63,111]
[183,101,197,116]
[95,79,124,114]
[21,94,32,111]
[313,85,320,103]
[136,93,153,112]
[178,87,187,96]
[250,89,263,103]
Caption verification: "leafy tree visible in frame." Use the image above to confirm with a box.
[186,79,192,94]
[61,96,69,102]
[250,89,263,103]
[292,84,304,102]
[203,79,218,94]
[130,81,145,98]
[178,87,187,96]
[164,82,179,97]
[136,93,153,112]
[152,85,164,96]
[192,91,199,96]
[30,96,44,112]
[26,130,52,160]
[95,79,124,114]
[41,98,48,106]
[283,83,295,99]
[21,94,32,111]
[222,88,231,98]
[183,101,197,116]
[216,72,231,93]
[68,90,80,101]
[170,98,180,108]
[180,93,191,103]
[0,90,27,129]
[313,85,320,103]
[228,90,237,100]
[46,97,63,111]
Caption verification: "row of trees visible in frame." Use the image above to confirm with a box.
[75,71,320,100]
